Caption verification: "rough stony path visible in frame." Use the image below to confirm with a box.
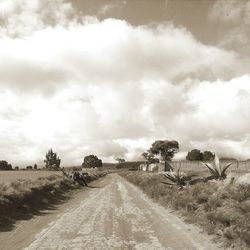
[25,174,221,250]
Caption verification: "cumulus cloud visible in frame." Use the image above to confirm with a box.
[0,18,248,94]
[2,73,250,165]
[0,0,250,165]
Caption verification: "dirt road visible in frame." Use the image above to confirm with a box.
[2,174,222,250]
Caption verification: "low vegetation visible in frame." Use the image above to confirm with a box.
[0,171,106,230]
[120,171,250,249]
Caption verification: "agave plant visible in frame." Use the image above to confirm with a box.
[161,167,195,188]
[202,154,233,180]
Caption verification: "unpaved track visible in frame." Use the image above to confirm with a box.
[4,174,222,250]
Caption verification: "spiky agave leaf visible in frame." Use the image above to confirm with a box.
[161,181,174,185]
[202,154,232,180]
[202,162,218,177]
[221,162,233,178]
[164,172,177,183]
[177,167,181,179]
[163,167,190,187]
[214,154,221,176]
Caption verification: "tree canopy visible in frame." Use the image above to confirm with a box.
[0,161,12,170]
[186,149,215,161]
[149,140,179,171]
[83,155,102,168]
[203,151,215,161]
[186,149,203,161]
[150,140,179,161]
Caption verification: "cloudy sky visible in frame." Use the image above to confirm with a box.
[0,0,250,166]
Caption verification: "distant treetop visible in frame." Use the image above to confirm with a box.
[186,149,215,161]
[0,160,12,170]
[83,155,102,168]
[44,148,61,170]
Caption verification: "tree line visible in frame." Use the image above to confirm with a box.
[141,140,216,171]
[44,149,103,170]
[0,148,103,171]
[0,141,240,171]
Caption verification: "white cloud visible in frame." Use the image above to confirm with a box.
[2,74,250,165]
[0,1,250,165]
[0,0,75,37]
[0,19,248,93]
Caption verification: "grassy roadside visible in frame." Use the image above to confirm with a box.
[120,171,250,250]
[0,172,106,231]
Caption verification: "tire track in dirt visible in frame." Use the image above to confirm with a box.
[25,174,222,250]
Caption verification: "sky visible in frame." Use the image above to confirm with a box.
[0,0,250,166]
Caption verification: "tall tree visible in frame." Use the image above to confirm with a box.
[83,155,102,168]
[44,149,61,170]
[149,140,179,171]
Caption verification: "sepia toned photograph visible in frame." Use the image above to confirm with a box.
[0,0,249,249]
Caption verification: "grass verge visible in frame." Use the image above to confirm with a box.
[120,171,250,250]
[0,172,106,231]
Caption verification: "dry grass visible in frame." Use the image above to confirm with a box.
[0,171,106,231]
[120,171,250,250]
[0,170,62,183]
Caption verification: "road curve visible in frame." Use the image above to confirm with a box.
[25,174,221,250]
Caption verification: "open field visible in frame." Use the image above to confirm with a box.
[0,170,63,183]
[0,169,108,184]
[120,171,250,250]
